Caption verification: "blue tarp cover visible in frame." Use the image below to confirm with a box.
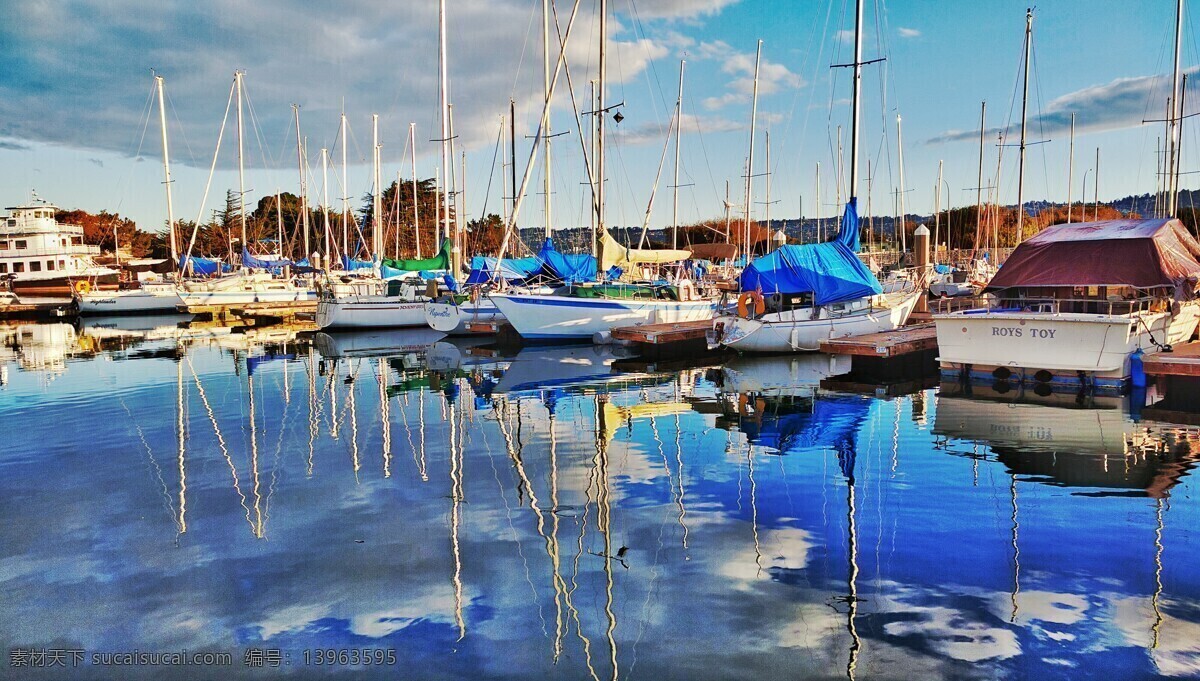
[179,256,227,276]
[244,253,292,271]
[464,239,596,285]
[738,199,882,305]
[342,257,375,271]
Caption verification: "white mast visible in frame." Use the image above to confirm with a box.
[934,159,943,253]
[340,111,349,261]
[155,74,178,264]
[897,115,907,252]
[275,188,284,253]
[596,0,608,275]
[235,71,247,264]
[410,122,421,260]
[1016,8,1033,243]
[672,59,685,249]
[372,113,382,261]
[321,148,331,264]
[765,130,772,237]
[1168,0,1185,216]
[542,0,554,239]
[976,101,986,248]
[1067,112,1075,224]
[294,105,311,258]
[744,40,763,262]
[439,0,455,272]
[848,0,864,202]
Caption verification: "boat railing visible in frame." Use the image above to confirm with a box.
[932,293,1167,316]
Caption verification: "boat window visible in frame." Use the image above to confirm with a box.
[13,262,24,272]
[0,241,7,250]
[46,260,54,271]
[14,240,26,249]
[61,238,67,247]
[59,260,65,269]
[71,236,82,245]
[29,261,41,272]
[0,263,6,273]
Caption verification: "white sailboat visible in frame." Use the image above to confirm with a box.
[715,0,921,353]
[77,75,184,315]
[177,71,314,311]
[317,5,456,330]
[487,0,714,341]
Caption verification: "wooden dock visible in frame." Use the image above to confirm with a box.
[610,319,713,344]
[466,320,511,335]
[1142,342,1200,377]
[181,300,316,325]
[818,323,938,359]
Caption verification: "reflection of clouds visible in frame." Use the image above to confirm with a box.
[1113,596,1200,678]
[884,606,1019,663]
[987,590,1089,627]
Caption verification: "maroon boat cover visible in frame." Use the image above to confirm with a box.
[984,218,1200,293]
[684,242,738,261]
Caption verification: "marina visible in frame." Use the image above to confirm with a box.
[8,0,1200,677]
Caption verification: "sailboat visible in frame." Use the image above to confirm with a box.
[714,0,921,353]
[316,5,456,330]
[176,71,314,310]
[488,0,714,341]
[77,75,184,315]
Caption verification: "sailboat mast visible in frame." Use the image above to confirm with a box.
[976,101,986,243]
[235,71,247,264]
[1016,8,1033,243]
[934,159,943,253]
[340,111,349,261]
[410,123,421,260]
[1169,0,1185,216]
[542,0,554,239]
[1067,112,1075,224]
[849,0,864,200]
[155,75,178,263]
[897,115,907,252]
[321,148,331,264]
[744,40,763,262]
[439,0,453,269]
[596,0,607,275]
[672,59,685,250]
[294,105,311,258]
[372,114,382,261]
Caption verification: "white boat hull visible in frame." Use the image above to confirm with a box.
[76,287,183,314]
[933,303,1200,381]
[720,289,921,353]
[316,295,430,329]
[424,298,503,334]
[490,292,716,340]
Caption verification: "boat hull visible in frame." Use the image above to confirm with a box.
[76,287,183,315]
[316,295,430,329]
[424,298,504,335]
[932,303,1200,388]
[720,289,921,353]
[489,292,716,340]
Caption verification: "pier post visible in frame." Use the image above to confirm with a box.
[914,224,930,313]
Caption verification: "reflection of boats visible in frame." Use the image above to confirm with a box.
[934,391,1198,497]
[313,328,446,359]
[720,353,851,399]
[493,344,650,395]
[0,322,80,374]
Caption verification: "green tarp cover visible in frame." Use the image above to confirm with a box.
[384,239,451,272]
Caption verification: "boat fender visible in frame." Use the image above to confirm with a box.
[1130,347,1147,389]
[737,291,766,319]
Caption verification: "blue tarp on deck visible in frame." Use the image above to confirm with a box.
[738,199,882,305]
[179,256,227,276]
[464,239,596,285]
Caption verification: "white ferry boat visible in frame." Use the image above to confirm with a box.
[0,195,118,296]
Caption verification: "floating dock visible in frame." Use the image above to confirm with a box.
[610,319,713,344]
[819,324,938,359]
[1142,342,1200,378]
[180,300,316,325]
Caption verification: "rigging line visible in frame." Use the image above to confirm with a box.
[165,89,198,167]
[480,116,504,224]
[181,77,237,266]
[510,0,539,97]
[1031,40,1053,210]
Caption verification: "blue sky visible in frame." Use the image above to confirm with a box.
[0,0,1196,243]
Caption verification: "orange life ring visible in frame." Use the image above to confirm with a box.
[74,280,91,295]
[737,291,766,318]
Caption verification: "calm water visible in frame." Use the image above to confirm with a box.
[2,318,1199,680]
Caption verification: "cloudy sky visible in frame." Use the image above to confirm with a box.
[0,0,1196,237]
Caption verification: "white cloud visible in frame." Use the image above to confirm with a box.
[898,27,921,38]
[695,41,805,110]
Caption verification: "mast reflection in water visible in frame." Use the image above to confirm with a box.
[1,321,1199,679]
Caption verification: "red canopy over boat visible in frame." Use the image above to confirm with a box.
[985,218,1200,293]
